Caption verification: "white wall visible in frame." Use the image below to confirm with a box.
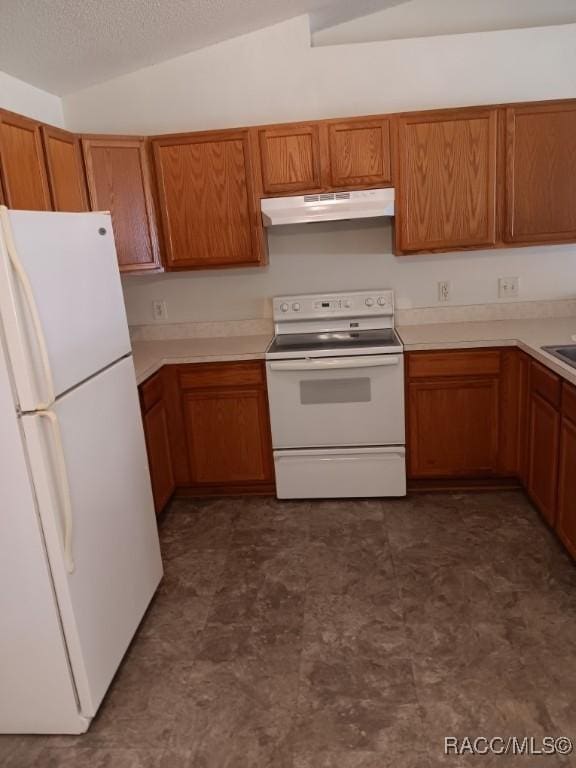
[122,221,576,323]
[0,71,63,126]
[63,17,576,324]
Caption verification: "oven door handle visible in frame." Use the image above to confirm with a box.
[269,355,400,372]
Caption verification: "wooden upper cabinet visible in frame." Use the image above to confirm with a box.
[152,130,266,270]
[326,118,392,189]
[396,108,498,252]
[41,126,88,212]
[504,101,576,245]
[256,123,323,195]
[0,111,51,210]
[82,137,162,273]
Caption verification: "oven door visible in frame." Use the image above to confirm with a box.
[266,354,404,449]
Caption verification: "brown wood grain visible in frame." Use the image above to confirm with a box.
[257,123,323,195]
[152,130,265,269]
[142,399,175,514]
[505,102,576,244]
[327,118,392,189]
[527,389,560,526]
[407,377,500,478]
[41,125,89,211]
[530,360,561,408]
[562,380,576,425]
[397,108,498,252]
[556,412,576,558]
[82,136,162,273]
[0,110,52,210]
[407,349,501,378]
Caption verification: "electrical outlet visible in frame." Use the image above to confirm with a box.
[498,277,519,299]
[152,300,168,322]
[438,280,450,303]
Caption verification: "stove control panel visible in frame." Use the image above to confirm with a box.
[273,290,394,321]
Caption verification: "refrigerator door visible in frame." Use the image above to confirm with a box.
[22,356,163,717]
[0,208,131,412]
[0,340,88,734]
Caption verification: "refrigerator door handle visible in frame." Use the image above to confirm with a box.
[0,206,56,409]
[38,410,75,573]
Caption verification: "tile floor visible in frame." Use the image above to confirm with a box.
[2,492,576,767]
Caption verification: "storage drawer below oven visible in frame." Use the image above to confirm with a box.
[274,446,406,499]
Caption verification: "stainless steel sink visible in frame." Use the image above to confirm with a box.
[542,345,576,368]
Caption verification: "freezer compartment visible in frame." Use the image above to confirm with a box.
[273,446,406,499]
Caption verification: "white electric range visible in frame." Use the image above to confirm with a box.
[265,289,406,499]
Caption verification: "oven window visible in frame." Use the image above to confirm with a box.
[300,377,371,405]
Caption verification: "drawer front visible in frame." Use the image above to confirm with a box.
[562,381,576,424]
[531,360,561,407]
[179,361,265,390]
[140,370,164,411]
[407,350,501,379]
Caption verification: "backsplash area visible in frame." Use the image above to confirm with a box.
[122,219,576,327]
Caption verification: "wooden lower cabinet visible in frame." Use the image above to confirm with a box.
[140,371,175,514]
[556,384,576,556]
[406,349,518,480]
[177,361,274,494]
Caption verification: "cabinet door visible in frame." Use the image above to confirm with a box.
[82,137,162,273]
[408,377,500,478]
[41,126,89,212]
[153,130,265,269]
[557,416,576,559]
[143,399,175,514]
[0,111,51,210]
[257,123,323,195]
[527,392,560,525]
[397,109,498,252]
[327,118,392,189]
[179,363,273,490]
[505,102,576,244]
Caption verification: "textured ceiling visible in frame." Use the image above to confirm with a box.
[0,0,386,95]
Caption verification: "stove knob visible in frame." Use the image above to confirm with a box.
[377,296,388,306]
[344,299,353,309]
[292,302,301,312]
[365,297,375,307]
[280,302,289,313]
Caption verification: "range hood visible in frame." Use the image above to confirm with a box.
[261,188,395,227]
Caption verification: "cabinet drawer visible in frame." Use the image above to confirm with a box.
[531,361,561,408]
[407,350,501,379]
[178,361,265,390]
[140,370,164,411]
[562,381,576,424]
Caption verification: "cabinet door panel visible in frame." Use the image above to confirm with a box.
[557,416,576,559]
[408,377,499,477]
[82,137,161,273]
[183,386,273,485]
[328,119,391,189]
[143,399,175,514]
[257,124,323,195]
[397,109,498,252]
[505,102,576,244]
[153,131,263,269]
[527,392,560,526]
[41,126,88,212]
[0,111,51,210]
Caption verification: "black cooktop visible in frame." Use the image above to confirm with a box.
[267,328,401,355]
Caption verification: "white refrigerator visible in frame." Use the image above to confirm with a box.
[0,207,163,734]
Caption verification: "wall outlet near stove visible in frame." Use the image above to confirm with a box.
[437,280,451,303]
[498,276,519,299]
[152,300,168,322]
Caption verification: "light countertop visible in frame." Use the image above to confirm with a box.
[132,334,272,385]
[397,315,576,386]
[131,315,576,388]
